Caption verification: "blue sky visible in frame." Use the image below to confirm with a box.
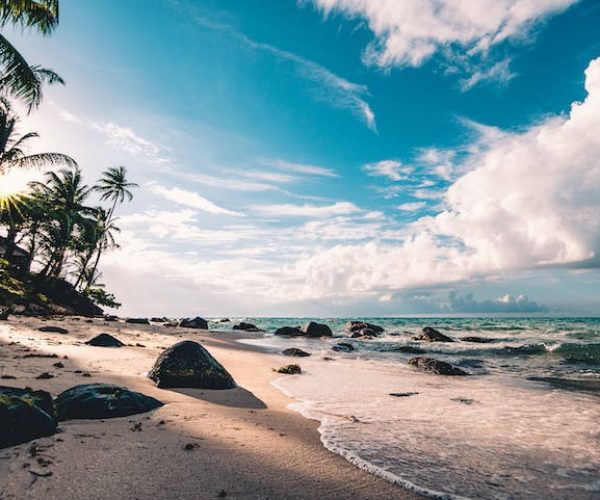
[11,0,600,316]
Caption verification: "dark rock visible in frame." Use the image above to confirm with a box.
[274,326,303,337]
[38,326,68,334]
[125,318,150,325]
[274,364,301,374]
[390,392,419,398]
[36,372,54,380]
[217,318,230,323]
[55,383,163,421]
[344,321,384,335]
[104,315,119,322]
[53,362,64,368]
[392,345,427,354]
[413,326,454,342]
[332,342,355,352]
[232,322,263,332]
[461,336,495,343]
[350,328,380,339]
[408,357,468,376]
[151,317,168,323]
[282,348,310,357]
[0,308,9,321]
[179,317,208,330]
[0,394,57,448]
[85,333,124,348]
[148,341,236,389]
[302,321,332,337]
[0,386,56,418]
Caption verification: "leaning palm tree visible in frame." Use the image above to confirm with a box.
[0,97,76,174]
[94,166,138,219]
[0,0,63,110]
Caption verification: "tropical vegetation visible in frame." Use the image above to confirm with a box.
[0,0,135,313]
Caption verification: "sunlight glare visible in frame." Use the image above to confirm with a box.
[0,170,36,198]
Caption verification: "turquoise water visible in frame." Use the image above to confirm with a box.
[216,317,600,499]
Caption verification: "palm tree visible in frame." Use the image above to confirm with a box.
[94,166,138,219]
[0,97,76,174]
[0,0,63,110]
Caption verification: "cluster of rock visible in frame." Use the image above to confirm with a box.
[0,384,163,449]
[179,317,208,329]
[232,322,263,332]
[274,321,332,337]
[344,321,384,338]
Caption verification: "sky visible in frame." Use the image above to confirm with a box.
[8,0,600,316]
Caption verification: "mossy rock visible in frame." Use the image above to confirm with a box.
[0,393,57,448]
[0,386,57,418]
[56,383,163,421]
[148,341,236,390]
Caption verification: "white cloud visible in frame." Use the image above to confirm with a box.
[310,0,577,87]
[363,159,411,181]
[264,158,339,177]
[397,202,427,212]
[251,201,362,218]
[147,182,243,217]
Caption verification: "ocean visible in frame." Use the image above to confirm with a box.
[212,317,600,499]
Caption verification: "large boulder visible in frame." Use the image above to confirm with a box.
[232,322,263,332]
[408,357,468,376]
[126,318,150,325]
[56,384,163,421]
[413,326,454,342]
[0,386,56,419]
[282,348,311,357]
[148,341,236,389]
[179,317,208,329]
[0,394,57,448]
[302,322,332,337]
[274,326,303,337]
[85,333,124,348]
[344,321,384,338]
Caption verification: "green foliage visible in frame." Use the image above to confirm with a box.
[0,257,27,300]
[84,287,121,309]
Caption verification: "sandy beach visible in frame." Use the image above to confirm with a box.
[0,316,419,500]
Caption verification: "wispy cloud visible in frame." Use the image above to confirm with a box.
[192,15,377,131]
[54,104,169,163]
[147,182,243,216]
[251,201,362,218]
[397,202,427,212]
[363,159,412,181]
[264,158,339,177]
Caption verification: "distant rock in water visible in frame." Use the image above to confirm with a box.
[56,383,163,421]
[85,333,124,348]
[38,325,69,334]
[274,364,301,374]
[0,391,57,448]
[461,336,495,343]
[179,317,208,329]
[345,321,384,335]
[274,326,303,337]
[392,345,427,354]
[125,318,150,325]
[413,326,454,342]
[217,318,230,323]
[302,321,332,337]
[282,348,311,357]
[148,340,236,389]
[408,357,468,376]
[332,342,355,352]
[233,322,263,332]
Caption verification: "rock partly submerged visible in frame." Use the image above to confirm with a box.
[85,333,124,348]
[233,322,263,332]
[56,383,163,421]
[461,336,495,343]
[148,340,236,389]
[274,322,332,338]
[282,348,311,357]
[274,326,303,337]
[408,356,468,376]
[344,321,384,338]
[332,342,355,352]
[179,317,208,330]
[413,326,454,342]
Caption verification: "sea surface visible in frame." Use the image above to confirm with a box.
[213,317,600,499]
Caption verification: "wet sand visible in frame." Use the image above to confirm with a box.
[0,316,419,500]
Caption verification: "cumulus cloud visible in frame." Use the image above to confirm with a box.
[309,0,577,86]
[147,183,243,216]
[287,56,600,296]
[363,159,412,181]
[449,292,547,313]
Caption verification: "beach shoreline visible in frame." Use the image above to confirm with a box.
[0,315,419,500]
